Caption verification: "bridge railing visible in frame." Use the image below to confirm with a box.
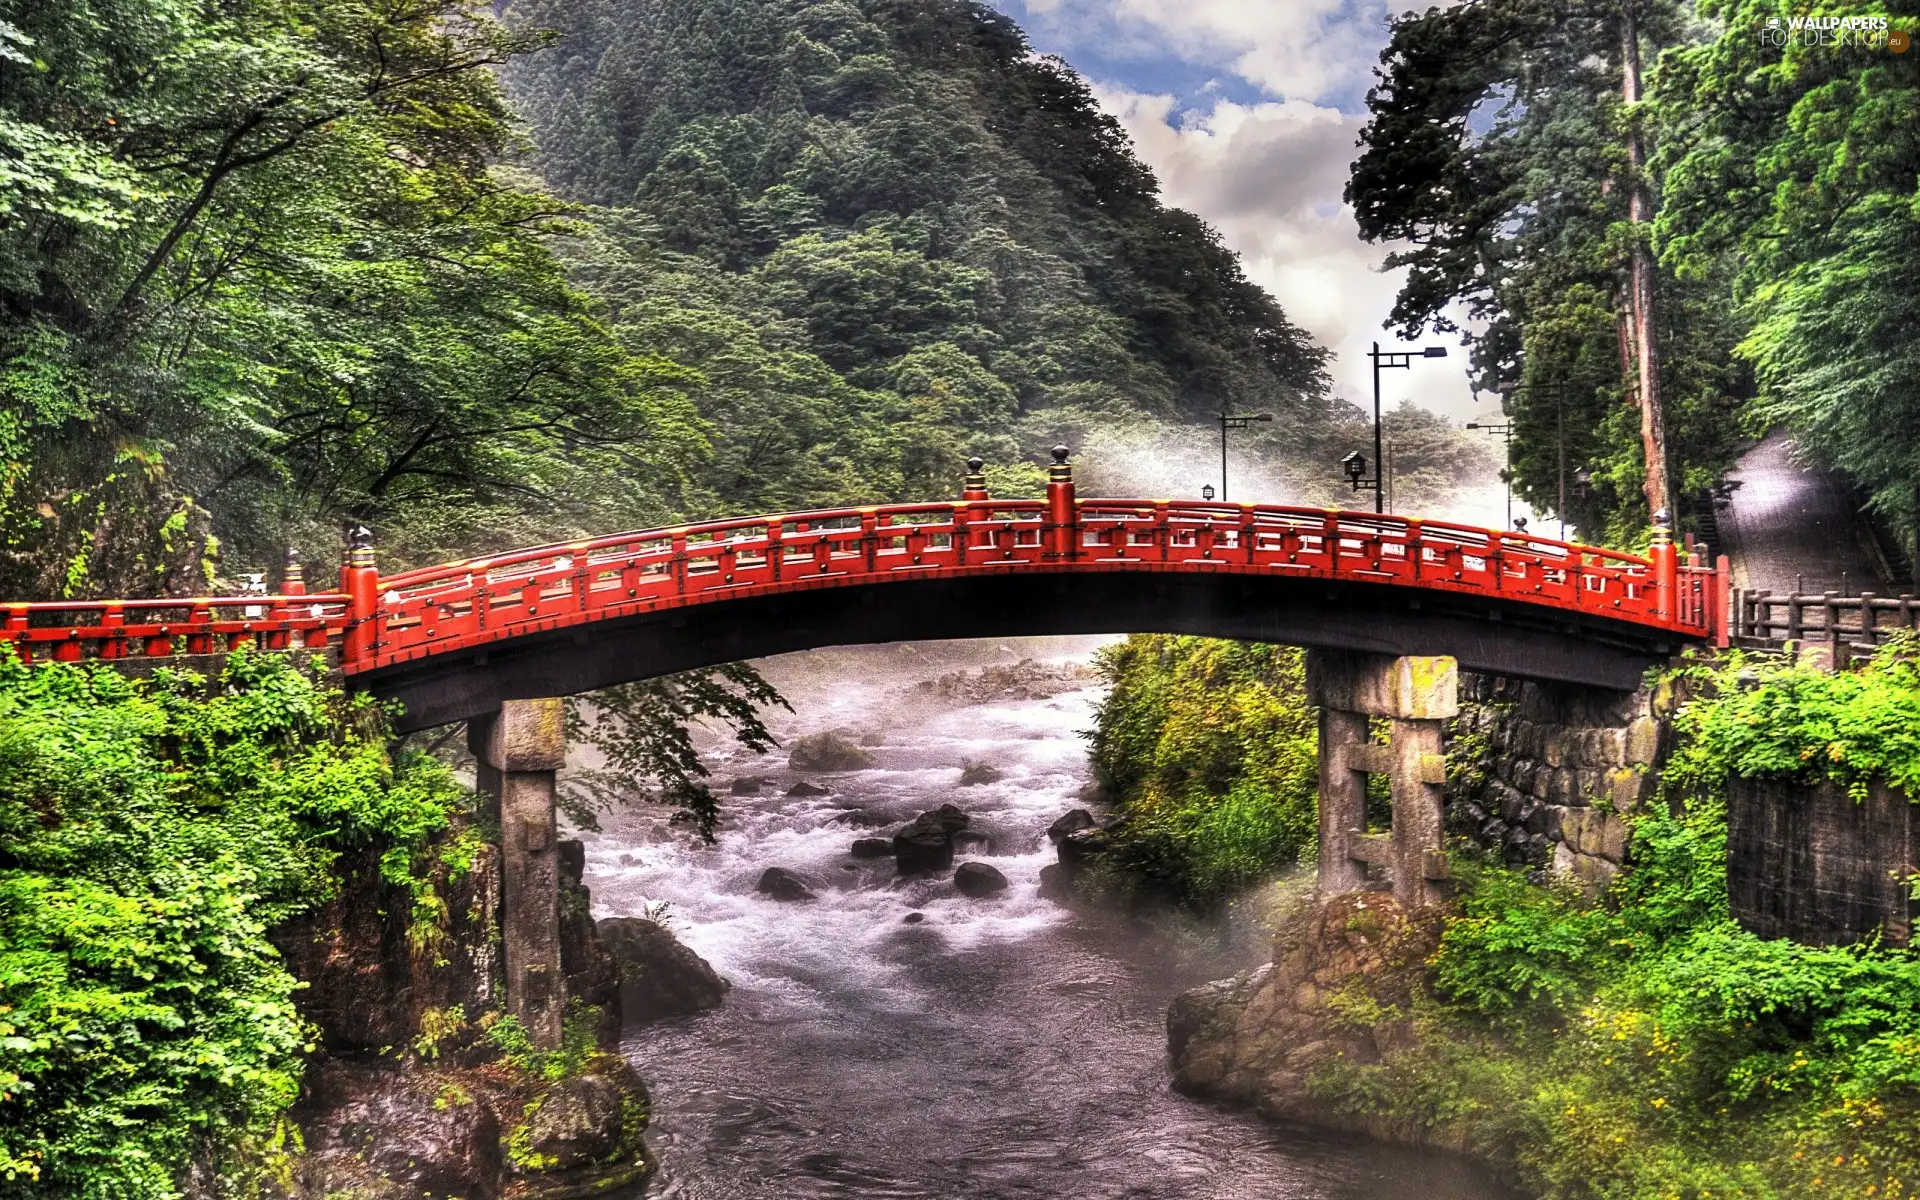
[0,479,1725,672]
[0,593,350,664]
[357,499,1719,673]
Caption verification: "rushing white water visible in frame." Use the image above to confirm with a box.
[575,640,1518,1200]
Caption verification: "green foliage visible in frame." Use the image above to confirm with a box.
[1432,863,1615,1018]
[483,1002,605,1082]
[1086,635,1318,908]
[1666,639,1920,802]
[0,0,710,595]
[1658,0,1920,548]
[1344,654,1920,1196]
[0,650,470,1197]
[561,663,791,840]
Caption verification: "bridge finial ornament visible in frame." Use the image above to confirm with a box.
[963,456,989,501]
[346,524,376,569]
[281,547,304,592]
[1048,444,1071,482]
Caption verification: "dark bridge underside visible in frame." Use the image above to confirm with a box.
[365,570,1679,732]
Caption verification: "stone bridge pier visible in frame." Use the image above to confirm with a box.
[1307,650,1460,908]
[468,698,566,1049]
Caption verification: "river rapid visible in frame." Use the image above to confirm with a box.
[578,639,1519,1200]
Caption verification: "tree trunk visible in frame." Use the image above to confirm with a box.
[1620,1,1672,522]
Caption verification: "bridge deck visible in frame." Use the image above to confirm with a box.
[0,467,1724,725]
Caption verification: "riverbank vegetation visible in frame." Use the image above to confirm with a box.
[0,651,472,1196]
[1308,648,1920,1197]
[1085,636,1319,909]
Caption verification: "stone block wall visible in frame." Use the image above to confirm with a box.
[1443,672,1664,888]
[1729,777,1916,947]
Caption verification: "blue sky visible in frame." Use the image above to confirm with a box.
[982,1,1495,454]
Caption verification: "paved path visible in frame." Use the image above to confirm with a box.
[1718,430,1897,596]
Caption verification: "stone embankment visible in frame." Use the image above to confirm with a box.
[267,830,659,1200]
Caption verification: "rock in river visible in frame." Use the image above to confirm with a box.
[789,731,875,772]
[1046,809,1095,843]
[893,804,970,874]
[850,837,894,859]
[755,866,816,902]
[525,1073,627,1172]
[597,917,729,1024]
[786,780,832,797]
[954,861,1010,898]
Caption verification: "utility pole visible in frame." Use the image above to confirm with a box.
[1467,421,1515,529]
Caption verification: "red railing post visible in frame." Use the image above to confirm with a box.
[99,604,125,659]
[1648,512,1678,624]
[1045,445,1077,562]
[341,525,380,668]
[266,549,302,650]
[1713,553,1732,646]
[0,605,23,662]
[185,603,212,655]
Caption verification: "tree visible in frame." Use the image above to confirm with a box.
[1658,0,1920,566]
[0,0,707,593]
[1348,0,1743,544]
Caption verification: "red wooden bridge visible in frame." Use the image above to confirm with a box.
[0,451,1726,730]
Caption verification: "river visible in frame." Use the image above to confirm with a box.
[577,639,1519,1200]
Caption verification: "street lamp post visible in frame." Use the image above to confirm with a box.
[1367,342,1449,514]
[1216,411,1273,501]
[1466,420,1515,529]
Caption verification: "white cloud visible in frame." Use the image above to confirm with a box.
[1006,0,1520,523]
[1114,0,1390,105]
[1095,87,1481,420]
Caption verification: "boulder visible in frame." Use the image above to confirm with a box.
[525,1074,625,1172]
[954,862,1010,898]
[1055,824,1112,883]
[1037,863,1069,902]
[730,776,767,795]
[952,828,991,852]
[754,867,816,902]
[292,1061,504,1200]
[789,732,874,772]
[850,837,894,859]
[596,917,729,1024]
[893,804,971,875]
[1046,809,1095,843]
[786,780,832,797]
[958,761,1003,786]
[1075,780,1111,807]
[902,911,926,924]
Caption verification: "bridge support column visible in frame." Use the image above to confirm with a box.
[468,698,567,1049]
[1306,650,1459,908]
[1316,707,1371,896]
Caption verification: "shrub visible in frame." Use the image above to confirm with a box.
[1086,636,1318,908]
[0,651,469,1197]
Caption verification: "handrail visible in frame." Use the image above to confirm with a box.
[0,493,1723,671]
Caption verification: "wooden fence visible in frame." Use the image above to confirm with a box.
[1730,587,1920,653]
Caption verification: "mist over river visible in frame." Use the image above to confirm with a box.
[576,639,1519,1200]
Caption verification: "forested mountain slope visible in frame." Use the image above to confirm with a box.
[499,0,1340,511]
